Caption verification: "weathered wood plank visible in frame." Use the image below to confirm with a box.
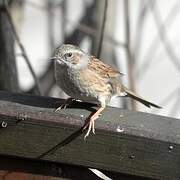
[0,155,151,180]
[0,155,102,180]
[0,90,179,179]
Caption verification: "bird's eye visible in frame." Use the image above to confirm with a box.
[65,52,72,58]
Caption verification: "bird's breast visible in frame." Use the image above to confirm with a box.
[55,64,112,103]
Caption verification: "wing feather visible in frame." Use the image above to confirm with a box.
[88,56,123,79]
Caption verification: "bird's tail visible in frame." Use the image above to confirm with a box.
[122,86,161,108]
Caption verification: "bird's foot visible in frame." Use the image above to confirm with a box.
[83,113,101,139]
[84,119,96,139]
[83,107,105,139]
[54,98,74,112]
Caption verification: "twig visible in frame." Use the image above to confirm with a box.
[60,0,66,41]
[137,0,180,78]
[23,0,126,48]
[123,0,136,110]
[150,1,180,70]
[4,3,42,95]
[96,0,108,58]
[133,1,149,61]
[46,0,55,54]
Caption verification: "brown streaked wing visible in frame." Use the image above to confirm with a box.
[88,56,123,78]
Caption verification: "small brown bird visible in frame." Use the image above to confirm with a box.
[53,44,161,138]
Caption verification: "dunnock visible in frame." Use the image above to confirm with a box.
[52,44,161,138]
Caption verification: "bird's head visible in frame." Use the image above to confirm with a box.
[52,44,90,70]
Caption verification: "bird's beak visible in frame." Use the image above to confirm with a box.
[49,56,65,64]
[49,56,57,61]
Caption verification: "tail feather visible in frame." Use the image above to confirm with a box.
[123,86,161,109]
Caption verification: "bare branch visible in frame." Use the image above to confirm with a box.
[0,4,19,92]
[123,0,137,110]
[23,0,126,48]
[96,0,108,58]
[150,1,180,69]
[137,0,180,78]
[46,0,56,54]
[133,1,150,60]
[4,3,42,95]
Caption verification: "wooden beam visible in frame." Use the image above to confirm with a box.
[0,91,179,179]
[0,155,150,180]
[0,155,101,179]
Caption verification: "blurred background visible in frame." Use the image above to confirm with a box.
[0,0,180,179]
[2,0,180,117]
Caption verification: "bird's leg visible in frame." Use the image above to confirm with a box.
[55,98,74,112]
[83,107,105,139]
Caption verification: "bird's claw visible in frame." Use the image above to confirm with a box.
[54,98,74,112]
[83,116,98,139]
[54,104,67,112]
